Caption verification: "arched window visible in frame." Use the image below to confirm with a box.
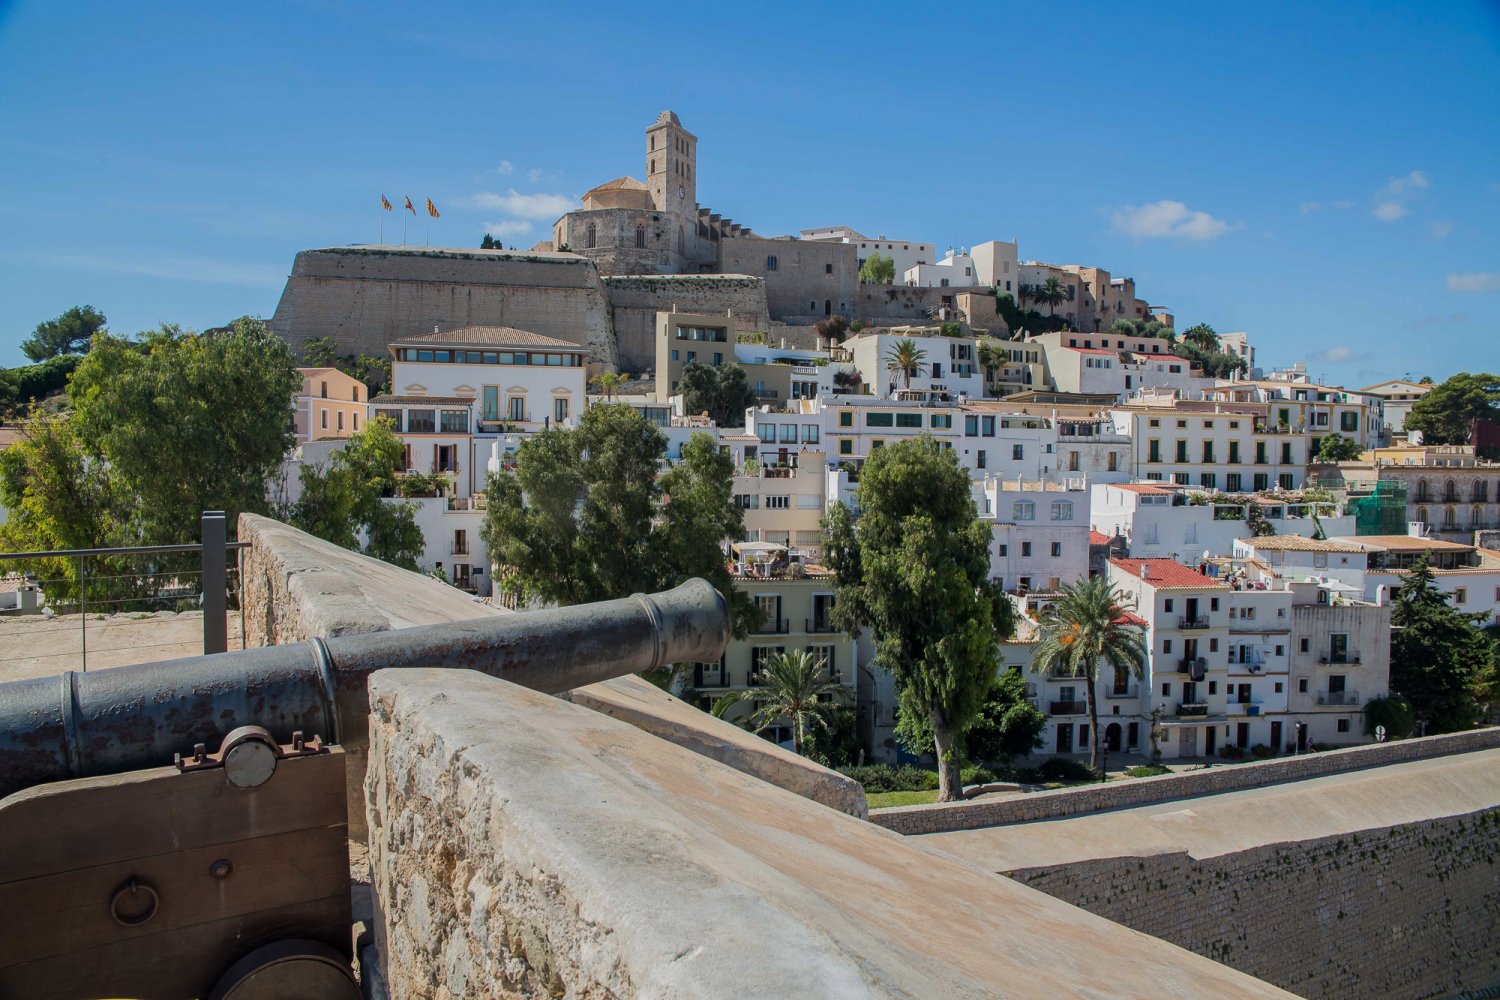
[586,222,596,249]
[824,299,832,317]
[1416,479,1430,503]
[635,225,645,249]
[1417,507,1428,525]
[1473,480,1488,502]
[1443,506,1457,529]
[1444,479,1458,502]
[1474,505,1486,529]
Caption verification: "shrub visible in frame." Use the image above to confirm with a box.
[839,764,938,793]
[1250,743,1277,759]
[1364,693,1416,740]
[1039,756,1097,783]
[1219,745,1248,761]
[961,766,998,786]
[1125,764,1171,778]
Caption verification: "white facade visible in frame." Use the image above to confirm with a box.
[798,226,935,284]
[970,240,1020,297]
[980,480,1090,594]
[1092,484,1355,561]
[844,332,985,400]
[903,250,979,289]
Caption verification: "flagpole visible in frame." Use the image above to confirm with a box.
[403,212,407,246]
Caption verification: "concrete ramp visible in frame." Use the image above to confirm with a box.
[365,668,1293,998]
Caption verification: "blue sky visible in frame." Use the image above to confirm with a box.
[1,1,1497,385]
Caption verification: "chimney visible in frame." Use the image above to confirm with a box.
[1140,563,1150,580]
[433,325,439,334]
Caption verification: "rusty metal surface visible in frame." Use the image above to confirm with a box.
[0,579,728,800]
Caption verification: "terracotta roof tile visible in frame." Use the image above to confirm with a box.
[1110,558,1227,590]
[394,326,582,350]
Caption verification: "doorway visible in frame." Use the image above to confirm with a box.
[1205,726,1218,756]
[1105,723,1122,752]
[1056,723,1073,754]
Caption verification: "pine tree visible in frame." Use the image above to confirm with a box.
[1389,554,1495,733]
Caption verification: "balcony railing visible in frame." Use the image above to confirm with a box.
[694,666,732,688]
[1176,702,1209,718]
[1318,654,1363,665]
[1105,685,1138,700]
[1179,617,1210,630]
[1316,690,1360,706]
[450,543,470,556]
[1050,700,1088,716]
[806,617,837,634]
[752,617,789,635]
[1178,658,1207,680]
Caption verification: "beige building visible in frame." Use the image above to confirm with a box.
[1360,379,1432,435]
[292,367,368,442]
[1368,445,1500,538]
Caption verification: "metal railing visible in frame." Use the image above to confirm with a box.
[752,617,789,635]
[806,617,837,633]
[1317,690,1360,706]
[1179,617,1210,629]
[1176,702,1209,717]
[1049,700,1088,715]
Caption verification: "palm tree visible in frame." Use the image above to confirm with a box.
[1181,323,1220,353]
[884,338,927,391]
[589,371,628,402]
[1037,277,1069,318]
[727,649,843,755]
[976,339,1003,389]
[1030,576,1148,777]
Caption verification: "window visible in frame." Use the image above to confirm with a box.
[1161,683,1171,697]
[336,411,345,432]
[766,255,778,271]
[586,222,596,249]
[1209,638,1219,652]
[997,544,1008,557]
[895,413,923,428]
[554,397,569,423]
[930,414,952,429]
[1298,678,1309,693]
[1208,682,1217,695]
[1013,444,1024,460]
[1175,441,1188,462]
[1210,598,1219,611]
[408,409,435,433]
[825,263,833,274]
[1299,638,1310,653]
[1163,639,1173,654]
[1202,442,1215,463]
[1226,473,1242,492]
[1340,411,1358,432]
[1164,599,1174,613]
[1051,501,1073,520]
[482,386,500,421]
[440,410,468,433]
[802,424,819,444]
[319,381,328,398]
[1148,439,1161,463]
[866,412,894,427]
[1337,718,1350,733]
[375,408,403,432]
[766,496,790,510]
[1281,442,1294,464]
[1454,587,1467,604]
[839,411,853,427]
[780,424,798,444]
[1256,441,1268,464]
[507,396,526,421]
[1021,542,1032,557]
[1274,681,1283,693]
[1050,542,1062,557]
[1013,502,1035,521]
[976,450,987,470]
[839,439,853,455]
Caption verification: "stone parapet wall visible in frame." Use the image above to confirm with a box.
[364,668,1291,999]
[873,728,1500,835]
[603,275,768,372]
[1010,809,1500,999]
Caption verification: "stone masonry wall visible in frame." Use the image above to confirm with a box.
[602,275,767,373]
[1009,809,1500,999]
[873,728,1500,835]
[269,247,616,367]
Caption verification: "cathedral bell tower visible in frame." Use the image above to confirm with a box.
[645,110,697,216]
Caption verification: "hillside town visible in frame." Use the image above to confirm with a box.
[2,0,1500,989]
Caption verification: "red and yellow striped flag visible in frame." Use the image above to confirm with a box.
[404,196,416,215]
[426,197,440,219]
[380,194,393,211]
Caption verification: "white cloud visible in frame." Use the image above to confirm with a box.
[527,168,544,183]
[1403,312,1468,330]
[1427,219,1454,240]
[1307,346,1364,364]
[1372,170,1428,221]
[483,220,534,238]
[1446,272,1500,293]
[496,160,514,176]
[1111,200,1234,240]
[468,188,576,219]
[1299,199,1354,214]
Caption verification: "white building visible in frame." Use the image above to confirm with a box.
[904,249,979,288]
[843,331,985,400]
[980,479,1090,594]
[970,240,1020,297]
[798,226,935,283]
[1092,483,1354,561]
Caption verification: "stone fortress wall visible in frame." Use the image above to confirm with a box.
[1010,809,1500,999]
[269,246,618,367]
[602,275,768,374]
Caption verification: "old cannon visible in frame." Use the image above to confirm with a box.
[0,579,728,999]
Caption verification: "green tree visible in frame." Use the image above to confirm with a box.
[480,404,755,631]
[65,318,299,545]
[1030,576,1148,776]
[292,416,424,569]
[815,315,850,343]
[884,338,927,391]
[480,233,496,249]
[589,370,629,402]
[1313,433,1365,463]
[1363,693,1416,740]
[899,666,1045,767]
[302,336,340,368]
[21,305,106,362]
[1030,277,1069,318]
[1405,372,1500,445]
[1180,323,1220,352]
[677,361,756,427]
[822,437,1013,800]
[723,648,844,755]
[859,252,894,285]
[1389,554,1495,733]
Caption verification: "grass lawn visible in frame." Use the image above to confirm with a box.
[867,789,939,809]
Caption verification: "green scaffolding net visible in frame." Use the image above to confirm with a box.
[1350,480,1408,536]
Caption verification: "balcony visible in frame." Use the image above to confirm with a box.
[1049,700,1088,716]
[693,666,732,688]
[1318,655,1363,665]
[752,617,789,635]
[1178,658,1208,680]
[450,542,470,556]
[1176,703,1209,718]
[1316,690,1360,706]
[1179,617,1210,630]
[1227,700,1264,715]
[805,617,837,634]
[1104,685,1138,700]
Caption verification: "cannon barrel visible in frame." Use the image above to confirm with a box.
[0,579,728,801]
